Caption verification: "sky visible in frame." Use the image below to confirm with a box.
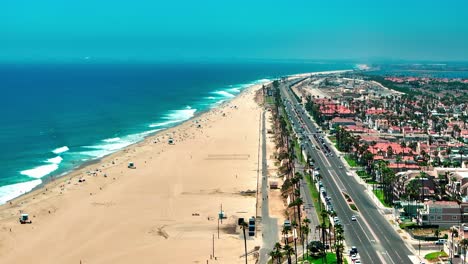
[1,0,468,63]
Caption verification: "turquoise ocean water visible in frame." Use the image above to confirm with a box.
[0,62,355,204]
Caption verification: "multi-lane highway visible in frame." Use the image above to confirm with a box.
[278,78,415,264]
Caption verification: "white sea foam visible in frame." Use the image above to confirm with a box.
[47,156,63,164]
[20,164,59,178]
[228,88,241,93]
[206,96,216,100]
[213,91,235,98]
[80,129,161,158]
[52,146,69,154]
[165,108,197,121]
[149,108,197,128]
[252,78,271,84]
[149,120,179,128]
[20,153,64,179]
[0,179,42,205]
[103,137,121,143]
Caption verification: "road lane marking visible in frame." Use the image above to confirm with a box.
[376,251,388,264]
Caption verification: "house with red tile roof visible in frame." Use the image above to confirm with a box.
[366,108,388,115]
[344,125,372,133]
[388,126,401,134]
[368,142,413,156]
[359,136,389,144]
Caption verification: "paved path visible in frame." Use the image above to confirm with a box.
[259,110,279,264]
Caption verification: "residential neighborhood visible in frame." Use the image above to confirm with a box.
[285,72,468,263]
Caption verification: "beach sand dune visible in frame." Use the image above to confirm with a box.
[0,86,264,264]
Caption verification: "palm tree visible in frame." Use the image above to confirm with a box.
[240,222,248,264]
[302,224,310,259]
[273,243,282,264]
[335,224,345,262]
[303,217,311,258]
[269,251,279,264]
[451,227,459,260]
[328,221,333,250]
[290,197,303,238]
[283,244,295,264]
[461,238,468,264]
[435,228,441,250]
[396,154,402,172]
[282,225,291,245]
[320,210,328,251]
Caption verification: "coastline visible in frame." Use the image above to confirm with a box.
[0,69,352,263]
[0,78,271,205]
[0,79,268,206]
[1,69,353,206]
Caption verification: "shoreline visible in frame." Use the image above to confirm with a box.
[0,69,352,263]
[0,78,267,263]
[0,79,267,205]
[1,82,267,206]
[1,69,353,206]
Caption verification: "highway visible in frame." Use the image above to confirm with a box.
[278,78,415,264]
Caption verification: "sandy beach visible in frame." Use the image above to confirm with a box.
[0,84,266,263]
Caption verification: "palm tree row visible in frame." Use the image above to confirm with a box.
[372,160,396,205]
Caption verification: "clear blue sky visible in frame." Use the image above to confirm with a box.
[2,0,467,62]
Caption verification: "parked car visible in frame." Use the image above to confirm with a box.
[435,239,447,245]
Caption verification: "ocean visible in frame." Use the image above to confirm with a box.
[0,61,354,204]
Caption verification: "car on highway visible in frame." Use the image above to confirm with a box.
[349,246,358,256]
[339,165,343,169]
[351,215,357,221]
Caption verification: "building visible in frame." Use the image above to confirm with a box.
[444,170,468,199]
[330,117,356,128]
[417,201,468,228]
[393,170,434,200]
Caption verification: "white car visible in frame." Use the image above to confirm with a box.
[351,215,357,221]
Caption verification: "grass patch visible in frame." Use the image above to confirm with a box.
[304,175,330,226]
[399,222,417,229]
[265,96,275,105]
[356,170,371,179]
[344,155,358,167]
[373,190,392,207]
[300,253,339,264]
[424,251,448,261]
[349,203,358,211]
[328,136,338,148]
